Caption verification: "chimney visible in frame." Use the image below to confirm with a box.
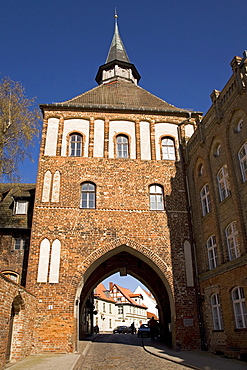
[109,282,113,291]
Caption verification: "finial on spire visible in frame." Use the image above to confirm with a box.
[114,8,118,21]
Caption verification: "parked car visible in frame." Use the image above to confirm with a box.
[113,326,131,334]
[137,324,150,337]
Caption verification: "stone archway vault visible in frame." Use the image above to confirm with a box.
[73,239,175,346]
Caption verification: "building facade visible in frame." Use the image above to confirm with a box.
[186,52,247,359]
[94,283,116,332]
[25,17,201,354]
[134,286,159,320]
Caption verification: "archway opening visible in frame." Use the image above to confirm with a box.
[77,247,173,346]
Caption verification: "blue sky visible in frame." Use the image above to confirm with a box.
[1,0,246,182]
[1,1,246,289]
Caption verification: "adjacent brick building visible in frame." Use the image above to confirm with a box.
[186,52,247,359]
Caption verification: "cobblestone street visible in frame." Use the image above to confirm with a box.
[80,334,188,370]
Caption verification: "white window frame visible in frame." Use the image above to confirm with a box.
[207,236,218,270]
[14,237,29,250]
[200,184,211,216]
[225,222,240,261]
[238,142,247,182]
[232,287,247,329]
[149,184,164,210]
[118,305,123,315]
[217,165,231,201]
[69,133,82,157]
[81,182,96,209]
[161,137,176,160]
[14,200,28,215]
[211,293,223,330]
[116,135,129,158]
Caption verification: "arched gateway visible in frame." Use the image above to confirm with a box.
[75,242,174,345]
[26,16,202,353]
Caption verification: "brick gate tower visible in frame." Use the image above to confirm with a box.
[27,16,202,352]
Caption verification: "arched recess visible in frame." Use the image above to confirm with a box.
[6,294,24,362]
[73,239,175,347]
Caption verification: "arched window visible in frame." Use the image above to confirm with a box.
[161,137,176,160]
[116,135,129,158]
[149,185,164,210]
[198,163,204,177]
[81,182,96,209]
[232,287,247,328]
[238,142,247,182]
[211,293,223,330]
[69,133,82,157]
[200,184,211,216]
[206,236,218,270]
[217,165,231,201]
[225,222,240,261]
[2,271,19,283]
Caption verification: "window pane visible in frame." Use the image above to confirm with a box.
[117,136,129,158]
[15,201,28,214]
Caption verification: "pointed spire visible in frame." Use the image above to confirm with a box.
[106,11,130,64]
[95,11,141,85]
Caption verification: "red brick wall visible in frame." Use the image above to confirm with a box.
[0,274,36,369]
[26,110,201,352]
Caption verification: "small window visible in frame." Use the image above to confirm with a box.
[200,184,211,216]
[14,237,29,250]
[214,143,221,157]
[116,135,129,158]
[211,293,223,330]
[232,287,247,329]
[207,236,218,270]
[2,271,19,283]
[118,305,123,314]
[109,319,112,328]
[161,137,176,160]
[69,134,82,157]
[81,182,96,209]
[14,200,28,215]
[225,222,240,261]
[109,304,112,314]
[149,185,164,210]
[103,303,106,312]
[236,119,243,133]
[217,165,231,201]
[198,164,204,177]
[238,142,247,182]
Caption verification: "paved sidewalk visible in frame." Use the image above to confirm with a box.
[4,338,91,370]
[5,336,247,370]
[143,340,247,370]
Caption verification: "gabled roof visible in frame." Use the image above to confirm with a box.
[111,284,147,309]
[94,283,115,303]
[50,79,188,114]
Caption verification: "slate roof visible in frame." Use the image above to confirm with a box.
[52,79,188,114]
[106,19,130,64]
[0,184,35,229]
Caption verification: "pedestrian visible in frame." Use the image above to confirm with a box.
[94,325,99,334]
[131,322,136,334]
[148,316,157,341]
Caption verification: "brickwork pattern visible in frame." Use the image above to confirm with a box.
[26,107,201,353]
[186,58,247,357]
[0,274,36,370]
